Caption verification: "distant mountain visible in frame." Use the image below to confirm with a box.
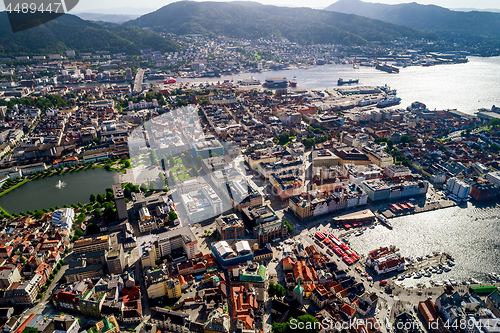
[75,13,140,23]
[452,8,500,13]
[124,1,437,45]
[0,12,178,57]
[325,0,500,42]
[73,7,157,16]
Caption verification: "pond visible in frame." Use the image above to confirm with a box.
[0,168,120,213]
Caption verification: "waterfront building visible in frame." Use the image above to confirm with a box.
[52,208,75,231]
[360,178,428,202]
[445,177,471,199]
[470,180,499,201]
[288,184,367,220]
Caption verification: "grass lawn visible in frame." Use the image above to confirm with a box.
[0,179,29,198]
[178,173,190,180]
[182,165,189,171]
[171,167,179,173]
[174,158,182,164]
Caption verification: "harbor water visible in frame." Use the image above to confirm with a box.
[347,202,500,287]
[174,56,500,115]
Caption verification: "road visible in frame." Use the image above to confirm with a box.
[133,68,145,93]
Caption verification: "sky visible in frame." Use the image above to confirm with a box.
[67,0,500,13]
[2,0,500,14]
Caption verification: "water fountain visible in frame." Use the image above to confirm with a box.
[55,180,66,189]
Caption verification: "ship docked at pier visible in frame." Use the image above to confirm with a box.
[375,63,400,74]
[263,77,288,88]
[377,97,402,108]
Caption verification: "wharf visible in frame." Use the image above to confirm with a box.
[381,199,455,219]
[449,109,475,119]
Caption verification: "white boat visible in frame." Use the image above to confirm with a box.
[436,269,443,274]
[354,231,364,236]
[442,265,451,272]
[435,281,443,286]
[423,271,431,277]
[398,275,405,280]
[430,268,437,274]
[414,272,422,279]
[448,261,455,267]
[450,280,458,286]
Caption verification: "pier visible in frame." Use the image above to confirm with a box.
[381,199,456,219]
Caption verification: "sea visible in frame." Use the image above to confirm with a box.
[171,56,500,115]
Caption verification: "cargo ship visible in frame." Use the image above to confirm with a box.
[375,63,400,74]
[375,211,392,229]
[337,78,359,85]
[239,77,261,86]
[263,77,288,88]
[377,97,401,108]
[289,76,297,87]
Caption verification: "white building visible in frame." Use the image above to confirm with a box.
[52,208,75,231]
[445,177,471,199]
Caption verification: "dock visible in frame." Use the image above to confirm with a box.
[381,199,455,219]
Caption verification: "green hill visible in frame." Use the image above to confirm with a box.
[124,1,438,45]
[0,12,178,57]
[325,0,500,42]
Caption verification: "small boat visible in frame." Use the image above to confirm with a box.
[447,261,455,267]
[288,76,297,87]
[450,279,458,286]
[423,271,431,277]
[414,272,422,279]
[398,275,405,280]
[338,78,359,85]
[442,265,451,272]
[435,281,443,286]
[354,231,363,236]
[436,269,443,274]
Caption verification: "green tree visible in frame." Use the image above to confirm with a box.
[272,322,288,333]
[275,284,285,299]
[22,328,40,333]
[278,132,290,145]
[400,135,411,144]
[89,194,96,203]
[491,143,500,152]
[168,210,178,222]
[93,208,102,219]
[283,221,293,234]
[34,210,44,219]
[268,282,276,298]
[74,228,84,237]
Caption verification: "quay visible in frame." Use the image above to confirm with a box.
[381,199,456,219]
